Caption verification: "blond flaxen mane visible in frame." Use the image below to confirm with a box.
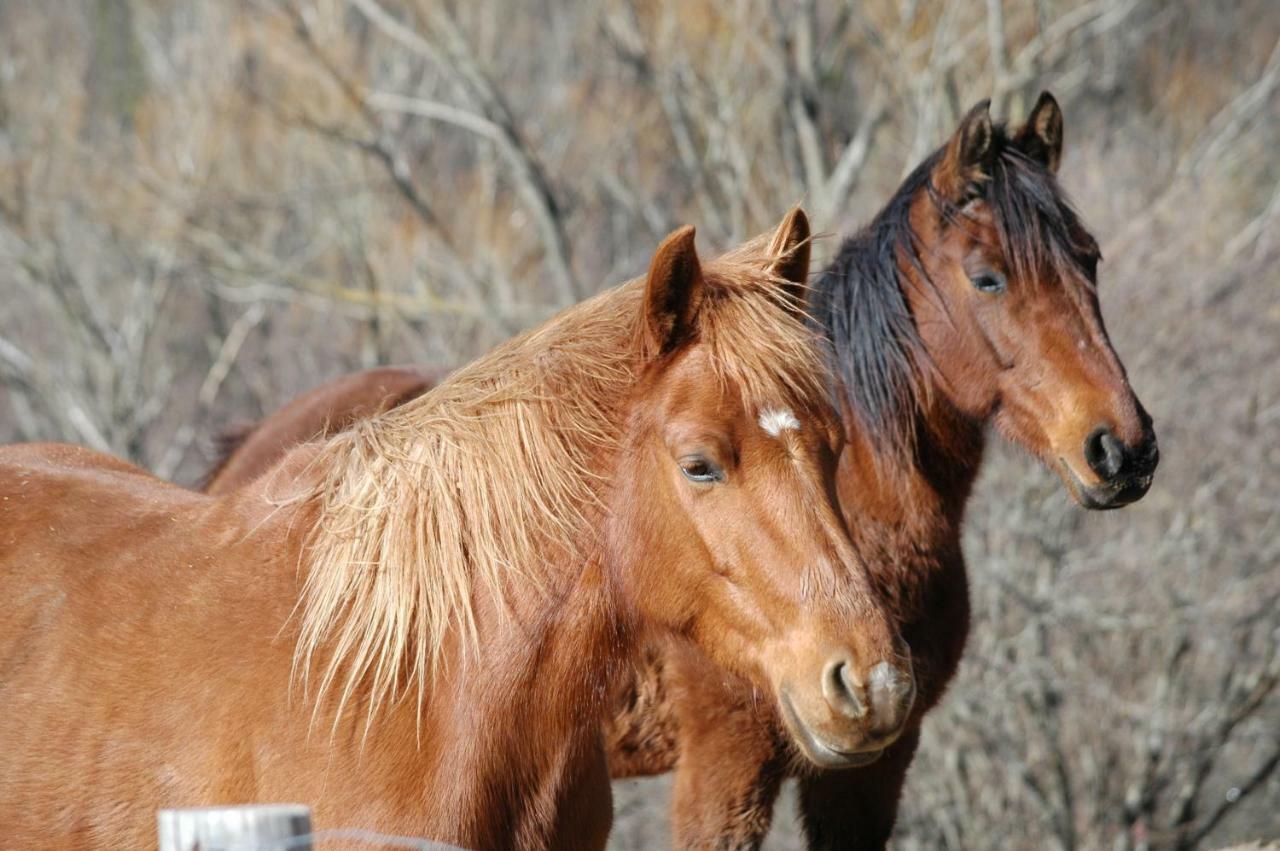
[294,234,832,724]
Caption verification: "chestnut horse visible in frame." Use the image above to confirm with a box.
[200,93,1158,849]
[0,213,915,850]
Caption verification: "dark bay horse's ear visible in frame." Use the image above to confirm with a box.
[642,225,705,357]
[935,99,995,203]
[1013,91,1064,173]
[765,206,811,307]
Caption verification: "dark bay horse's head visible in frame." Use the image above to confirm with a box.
[908,93,1157,508]
[611,212,913,768]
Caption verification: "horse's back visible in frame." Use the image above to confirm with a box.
[0,443,300,846]
[0,440,154,487]
[0,442,211,607]
[204,365,440,494]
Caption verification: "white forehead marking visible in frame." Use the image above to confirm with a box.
[758,408,801,438]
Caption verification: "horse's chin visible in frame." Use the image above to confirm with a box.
[776,691,886,770]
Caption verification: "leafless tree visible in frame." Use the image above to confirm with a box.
[0,1,1275,847]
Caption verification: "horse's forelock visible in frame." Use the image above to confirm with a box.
[986,140,1099,295]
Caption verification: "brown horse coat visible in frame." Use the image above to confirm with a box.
[0,216,912,850]
[197,95,1158,851]
[641,95,1157,849]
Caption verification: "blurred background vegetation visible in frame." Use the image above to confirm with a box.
[0,0,1276,848]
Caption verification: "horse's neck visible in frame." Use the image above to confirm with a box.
[823,211,988,593]
[416,548,623,848]
[238,454,625,848]
[837,390,985,603]
[913,392,987,527]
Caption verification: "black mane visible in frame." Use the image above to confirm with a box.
[811,155,934,459]
[811,127,1098,459]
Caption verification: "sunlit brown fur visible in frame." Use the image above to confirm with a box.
[194,96,1155,850]
[652,94,1157,850]
[0,212,908,850]
[912,98,1155,510]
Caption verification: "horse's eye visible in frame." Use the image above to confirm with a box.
[679,456,724,484]
[970,271,1007,294]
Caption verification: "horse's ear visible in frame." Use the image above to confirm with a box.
[642,225,704,357]
[1013,91,1064,173]
[935,99,995,203]
[765,206,811,305]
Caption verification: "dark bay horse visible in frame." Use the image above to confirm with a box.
[626,93,1158,848]
[0,213,915,850]
[199,95,1157,848]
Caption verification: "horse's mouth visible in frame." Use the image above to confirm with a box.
[1055,457,1154,511]
[777,691,886,770]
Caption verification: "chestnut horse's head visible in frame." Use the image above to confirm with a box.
[612,211,913,768]
[905,93,1157,508]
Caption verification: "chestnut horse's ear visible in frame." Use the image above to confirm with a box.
[1013,91,1064,173]
[642,225,705,357]
[765,206,812,306]
[935,99,995,203]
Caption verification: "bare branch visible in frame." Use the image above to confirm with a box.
[350,0,580,303]
[153,303,265,481]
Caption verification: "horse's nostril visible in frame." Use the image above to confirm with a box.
[868,661,914,735]
[1084,427,1125,480]
[821,658,866,719]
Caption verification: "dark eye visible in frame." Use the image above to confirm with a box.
[679,455,724,484]
[970,271,1007,294]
